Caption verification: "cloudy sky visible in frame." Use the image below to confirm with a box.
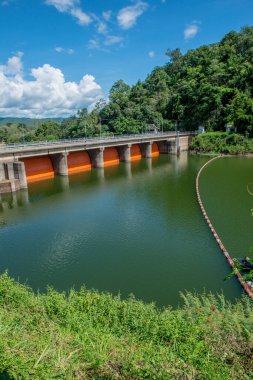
[0,0,252,118]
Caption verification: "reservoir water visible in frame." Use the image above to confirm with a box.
[0,153,249,307]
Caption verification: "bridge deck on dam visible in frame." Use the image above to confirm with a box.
[0,132,195,192]
[0,132,193,159]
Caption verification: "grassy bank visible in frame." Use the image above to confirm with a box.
[190,132,253,154]
[0,274,252,379]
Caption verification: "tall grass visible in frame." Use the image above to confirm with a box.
[0,273,252,379]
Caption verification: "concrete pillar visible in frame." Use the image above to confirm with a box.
[178,136,190,151]
[50,153,68,176]
[118,144,131,162]
[168,139,180,155]
[6,162,15,180]
[0,162,6,181]
[141,142,153,158]
[14,162,28,189]
[89,147,104,168]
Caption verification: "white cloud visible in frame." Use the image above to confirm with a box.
[0,54,103,118]
[88,39,100,50]
[0,52,23,75]
[102,10,112,21]
[148,51,155,58]
[45,0,77,13]
[70,7,91,25]
[117,1,148,29]
[55,47,64,53]
[184,22,200,40]
[55,47,74,54]
[104,35,123,46]
[45,0,91,26]
[97,21,107,34]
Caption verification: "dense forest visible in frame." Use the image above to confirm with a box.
[0,26,252,143]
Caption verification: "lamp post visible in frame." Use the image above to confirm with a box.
[99,117,102,139]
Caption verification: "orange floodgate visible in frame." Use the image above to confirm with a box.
[104,147,120,167]
[68,151,91,174]
[152,142,160,157]
[130,144,142,161]
[21,156,54,182]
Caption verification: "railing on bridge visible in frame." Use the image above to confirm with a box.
[0,131,196,151]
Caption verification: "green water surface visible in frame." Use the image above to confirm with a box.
[0,153,248,306]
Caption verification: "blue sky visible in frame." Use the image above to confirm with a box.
[0,0,252,117]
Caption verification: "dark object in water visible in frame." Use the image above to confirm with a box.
[240,257,253,271]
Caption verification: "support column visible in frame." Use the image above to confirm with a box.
[89,147,104,168]
[118,144,131,162]
[0,162,6,181]
[178,136,190,151]
[6,162,15,180]
[14,161,28,189]
[168,139,180,155]
[141,142,153,158]
[50,153,68,176]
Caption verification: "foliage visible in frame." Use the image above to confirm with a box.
[0,123,35,144]
[0,273,252,380]
[190,132,253,154]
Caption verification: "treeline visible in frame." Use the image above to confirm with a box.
[0,273,252,379]
[1,26,252,144]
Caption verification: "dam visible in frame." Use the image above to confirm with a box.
[0,132,193,193]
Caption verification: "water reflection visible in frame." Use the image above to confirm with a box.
[0,156,172,217]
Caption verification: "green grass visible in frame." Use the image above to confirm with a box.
[190,132,253,154]
[0,273,252,379]
[0,274,253,380]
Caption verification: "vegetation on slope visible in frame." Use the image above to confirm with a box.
[0,26,252,143]
[0,273,252,380]
[190,132,253,154]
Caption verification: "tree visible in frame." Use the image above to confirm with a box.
[35,121,61,141]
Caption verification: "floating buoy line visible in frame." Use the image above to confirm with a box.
[196,155,253,299]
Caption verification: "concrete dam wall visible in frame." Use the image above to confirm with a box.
[0,133,194,193]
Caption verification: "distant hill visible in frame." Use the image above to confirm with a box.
[0,117,65,127]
